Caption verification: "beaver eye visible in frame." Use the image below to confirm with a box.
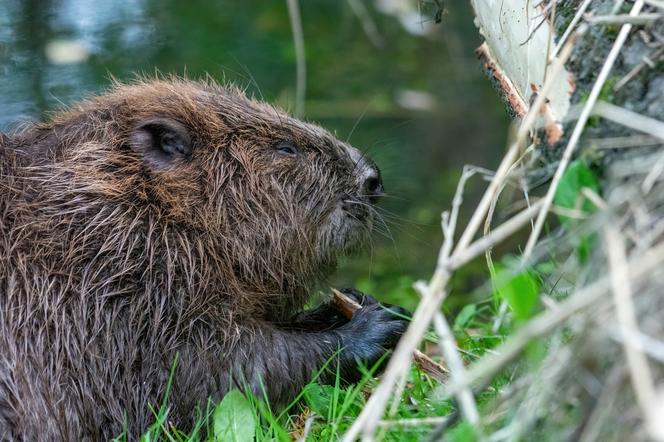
[274,142,298,156]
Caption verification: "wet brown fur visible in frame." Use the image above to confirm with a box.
[0,78,407,440]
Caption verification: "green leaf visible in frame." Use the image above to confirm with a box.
[495,268,540,322]
[212,390,256,442]
[302,383,335,417]
[453,304,477,332]
[554,160,599,225]
[448,421,478,442]
[554,160,600,262]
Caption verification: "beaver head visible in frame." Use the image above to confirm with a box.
[17,78,383,315]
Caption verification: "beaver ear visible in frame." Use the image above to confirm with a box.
[129,118,192,169]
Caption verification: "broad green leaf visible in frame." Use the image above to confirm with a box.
[495,268,540,322]
[554,160,599,225]
[213,390,256,442]
[554,160,600,262]
[453,304,477,332]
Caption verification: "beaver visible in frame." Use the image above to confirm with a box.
[0,78,409,440]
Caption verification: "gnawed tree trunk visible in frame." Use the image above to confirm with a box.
[471,0,575,144]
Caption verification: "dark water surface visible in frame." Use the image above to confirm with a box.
[0,0,509,309]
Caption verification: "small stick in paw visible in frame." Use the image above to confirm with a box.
[331,288,449,382]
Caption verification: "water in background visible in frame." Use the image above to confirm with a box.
[0,0,509,310]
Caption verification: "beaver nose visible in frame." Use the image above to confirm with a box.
[347,146,383,200]
[362,168,384,200]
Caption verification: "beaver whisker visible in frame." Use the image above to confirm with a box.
[344,199,397,248]
[343,209,376,263]
[350,197,427,229]
[357,192,408,202]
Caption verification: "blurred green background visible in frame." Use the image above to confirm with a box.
[0,0,509,311]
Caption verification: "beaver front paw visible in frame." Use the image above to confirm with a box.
[333,290,410,378]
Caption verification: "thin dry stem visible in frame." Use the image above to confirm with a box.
[581,187,608,210]
[608,327,664,364]
[553,0,592,56]
[604,226,662,441]
[433,313,479,424]
[578,365,625,442]
[614,47,664,91]
[485,145,536,332]
[376,416,449,428]
[584,13,662,25]
[644,0,664,9]
[589,134,663,149]
[642,152,664,193]
[448,200,544,269]
[413,281,479,425]
[346,0,384,48]
[593,101,664,141]
[286,0,306,117]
